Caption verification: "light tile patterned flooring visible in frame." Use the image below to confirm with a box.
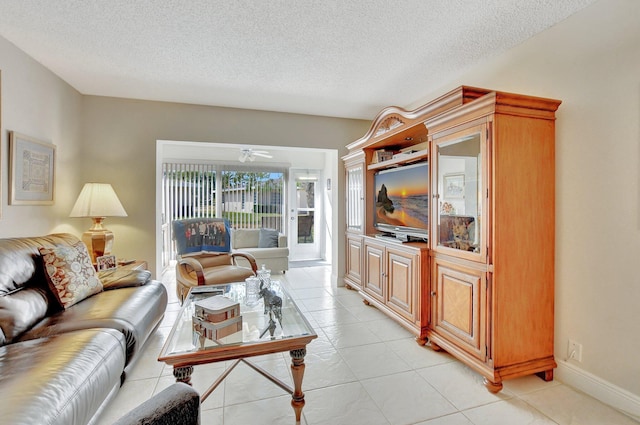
[95,265,638,425]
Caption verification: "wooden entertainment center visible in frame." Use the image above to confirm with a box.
[343,86,561,392]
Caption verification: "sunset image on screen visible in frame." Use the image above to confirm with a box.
[374,162,429,229]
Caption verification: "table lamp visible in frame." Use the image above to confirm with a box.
[70,183,128,263]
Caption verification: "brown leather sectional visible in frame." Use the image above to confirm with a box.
[0,233,168,425]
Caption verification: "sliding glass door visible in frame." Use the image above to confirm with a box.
[161,162,286,266]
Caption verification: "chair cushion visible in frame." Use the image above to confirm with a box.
[258,228,280,248]
[203,265,255,285]
[191,254,234,268]
[38,241,103,309]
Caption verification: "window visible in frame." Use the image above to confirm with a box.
[162,162,286,262]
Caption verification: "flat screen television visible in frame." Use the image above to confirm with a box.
[373,162,429,240]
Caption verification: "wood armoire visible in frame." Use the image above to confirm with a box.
[343,86,561,392]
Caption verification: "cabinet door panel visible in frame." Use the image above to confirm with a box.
[386,248,417,321]
[433,258,486,361]
[345,235,363,288]
[363,242,385,302]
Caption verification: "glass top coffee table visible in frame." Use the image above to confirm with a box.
[158,281,317,423]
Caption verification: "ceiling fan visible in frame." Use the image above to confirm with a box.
[239,148,273,162]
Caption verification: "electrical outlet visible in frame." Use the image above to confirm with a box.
[568,339,583,362]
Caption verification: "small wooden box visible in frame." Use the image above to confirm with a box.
[194,295,240,323]
[193,315,243,346]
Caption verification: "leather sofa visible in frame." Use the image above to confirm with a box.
[231,228,289,273]
[0,233,168,425]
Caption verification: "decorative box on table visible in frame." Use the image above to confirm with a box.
[194,295,240,322]
[192,295,242,347]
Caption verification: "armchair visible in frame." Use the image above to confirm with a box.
[112,383,200,425]
[173,218,257,302]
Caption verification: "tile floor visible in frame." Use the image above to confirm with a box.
[95,264,638,425]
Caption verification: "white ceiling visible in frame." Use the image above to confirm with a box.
[0,0,597,120]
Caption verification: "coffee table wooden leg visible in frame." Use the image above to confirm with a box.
[290,348,307,423]
[173,365,194,385]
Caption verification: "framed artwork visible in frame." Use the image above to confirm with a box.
[443,173,465,199]
[96,255,117,271]
[9,131,56,205]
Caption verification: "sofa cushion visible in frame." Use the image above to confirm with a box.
[0,328,126,425]
[0,233,80,294]
[39,241,103,309]
[19,280,167,364]
[240,247,289,259]
[232,228,260,249]
[0,287,49,345]
[0,234,88,346]
[258,228,280,248]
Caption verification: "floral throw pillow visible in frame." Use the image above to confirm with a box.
[38,241,103,309]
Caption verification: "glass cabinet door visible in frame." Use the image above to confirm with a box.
[346,163,364,232]
[433,125,486,260]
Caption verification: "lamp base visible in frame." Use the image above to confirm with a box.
[82,227,114,264]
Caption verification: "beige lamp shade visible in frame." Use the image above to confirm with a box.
[70,183,127,263]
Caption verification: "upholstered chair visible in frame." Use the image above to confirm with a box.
[172,218,257,303]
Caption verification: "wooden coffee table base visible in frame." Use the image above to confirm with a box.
[172,348,308,424]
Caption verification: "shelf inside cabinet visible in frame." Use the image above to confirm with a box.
[367,149,428,171]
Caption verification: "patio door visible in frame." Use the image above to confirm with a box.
[289,170,322,261]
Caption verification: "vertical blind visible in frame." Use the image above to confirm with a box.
[161,162,286,265]
[219,163,286,231]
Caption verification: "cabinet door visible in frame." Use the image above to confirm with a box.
[386,246,418,322]
[431,123,488,263]
[345,234,363,289]
[363,241,385,303]
[432,257,486,361]
[345,160,364,233]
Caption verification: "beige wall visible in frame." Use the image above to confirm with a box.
[409,0,639,400]
[1,0,638,410]
[0,36,83,235]
[78,97,368,275]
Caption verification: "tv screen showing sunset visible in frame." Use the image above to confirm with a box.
[374,162,429,230]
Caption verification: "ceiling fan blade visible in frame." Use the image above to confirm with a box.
[253,151,273,158]
[238,147,271,161]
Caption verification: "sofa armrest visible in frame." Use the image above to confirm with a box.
[278,234,287,248]
[112,382,200,425]
[99,269,152,290]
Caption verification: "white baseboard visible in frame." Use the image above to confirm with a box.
[556,360,640,422]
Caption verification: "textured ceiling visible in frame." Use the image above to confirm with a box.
[0,0,596,119]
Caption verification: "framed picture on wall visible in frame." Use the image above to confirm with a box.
[443,173,465,199]
[9,131,56,205]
